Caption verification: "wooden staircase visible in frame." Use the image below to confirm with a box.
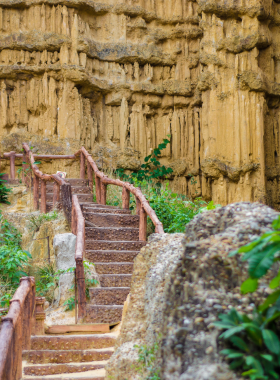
[45,178,146,324]
[1,145,164,380]
[22,179,147,379]
[22,333,116,379]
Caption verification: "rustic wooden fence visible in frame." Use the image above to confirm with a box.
[0,277,35,380]
[2,144,164,320]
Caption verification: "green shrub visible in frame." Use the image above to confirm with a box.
[0,245,31,285]
[215,214,280,379]
[28,210,60,232]
[63,296,75,311]
[35,261,58,302]
[136,182,219,233]
[215,308,280,379]
[0,173,11,204]
[116,137,173,184]
[0,214,32,306]
[61,261,99,311]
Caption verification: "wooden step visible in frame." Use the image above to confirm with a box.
[82,206,131,215]
[77,194,93,202]
[66,179,89,186]
[85,241,146,251]
[95,263,133,275]
[86,250,139,263]
[23,368,105,379]
[85,305,123,324]
[23,361,106,377]
[22,348,113,364]
[31,334,116,350]
[99,274,132,287]
[44,324,110,335]
[83,213,139,228]
[85,227,139,241]
[45,186,92,194]
[89,287,130,306]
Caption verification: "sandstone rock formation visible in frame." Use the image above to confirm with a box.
[1,0,280,207]
[106,202,279,380]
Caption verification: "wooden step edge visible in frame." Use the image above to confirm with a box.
[45,324,110,335]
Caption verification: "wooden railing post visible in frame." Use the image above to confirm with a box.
[80,153,85,179]
[22,151,30,187]
[139,206,147,242]
[53,182,60,209]
[122,187,130,209]
[136,196,141,216]
[76,258,86,320]
[61,182,72,225]
[100,182,107,205]
[32,297,46,336]
[71,205,77,235]
[9,151,16,179]
[20,277,35,350]
[87,159,93,191]
[40,180,47,213]
[33,175,39,210]
[95,174,101,203]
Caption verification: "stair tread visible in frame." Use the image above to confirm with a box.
[90,287,130,290]
[99,273,132,276]
[23,360,108,368]
[95,263,134,265]
[86,239,141,242]
[23,348,114,353]
[22,368,105,379]
[86,250,139,253]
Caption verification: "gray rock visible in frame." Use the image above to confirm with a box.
[53,233,77,305]
[53,233,76,271]
[106,202,279,380]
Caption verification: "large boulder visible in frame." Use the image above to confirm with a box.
[53,233,76,305]
[106,202,279,380]
[53,233,100,306]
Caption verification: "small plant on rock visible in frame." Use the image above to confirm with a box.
[133,336,161,380]
[215,214,280,379]
[28,210,60,232]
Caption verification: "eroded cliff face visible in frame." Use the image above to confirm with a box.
[1,0,280,207]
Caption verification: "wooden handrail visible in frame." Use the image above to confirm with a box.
[71,195,86,321]
[0,277,35,380]
[2,143,165,323]
[77,147,164,239]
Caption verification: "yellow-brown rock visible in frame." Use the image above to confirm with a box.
[1,0,280,208]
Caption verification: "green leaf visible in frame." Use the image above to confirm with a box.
[248,245,279,279]
[241,278,259,294]
[260,354,273,362]
[227,353,244,359]
[220,325,245,339]
[220,349,241,356]
[262,329,280,354]
[230,336,249,352]
[270,271,280,289]
[259,290,280,312]
[242,369,258,376]
[229,358,244,370]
